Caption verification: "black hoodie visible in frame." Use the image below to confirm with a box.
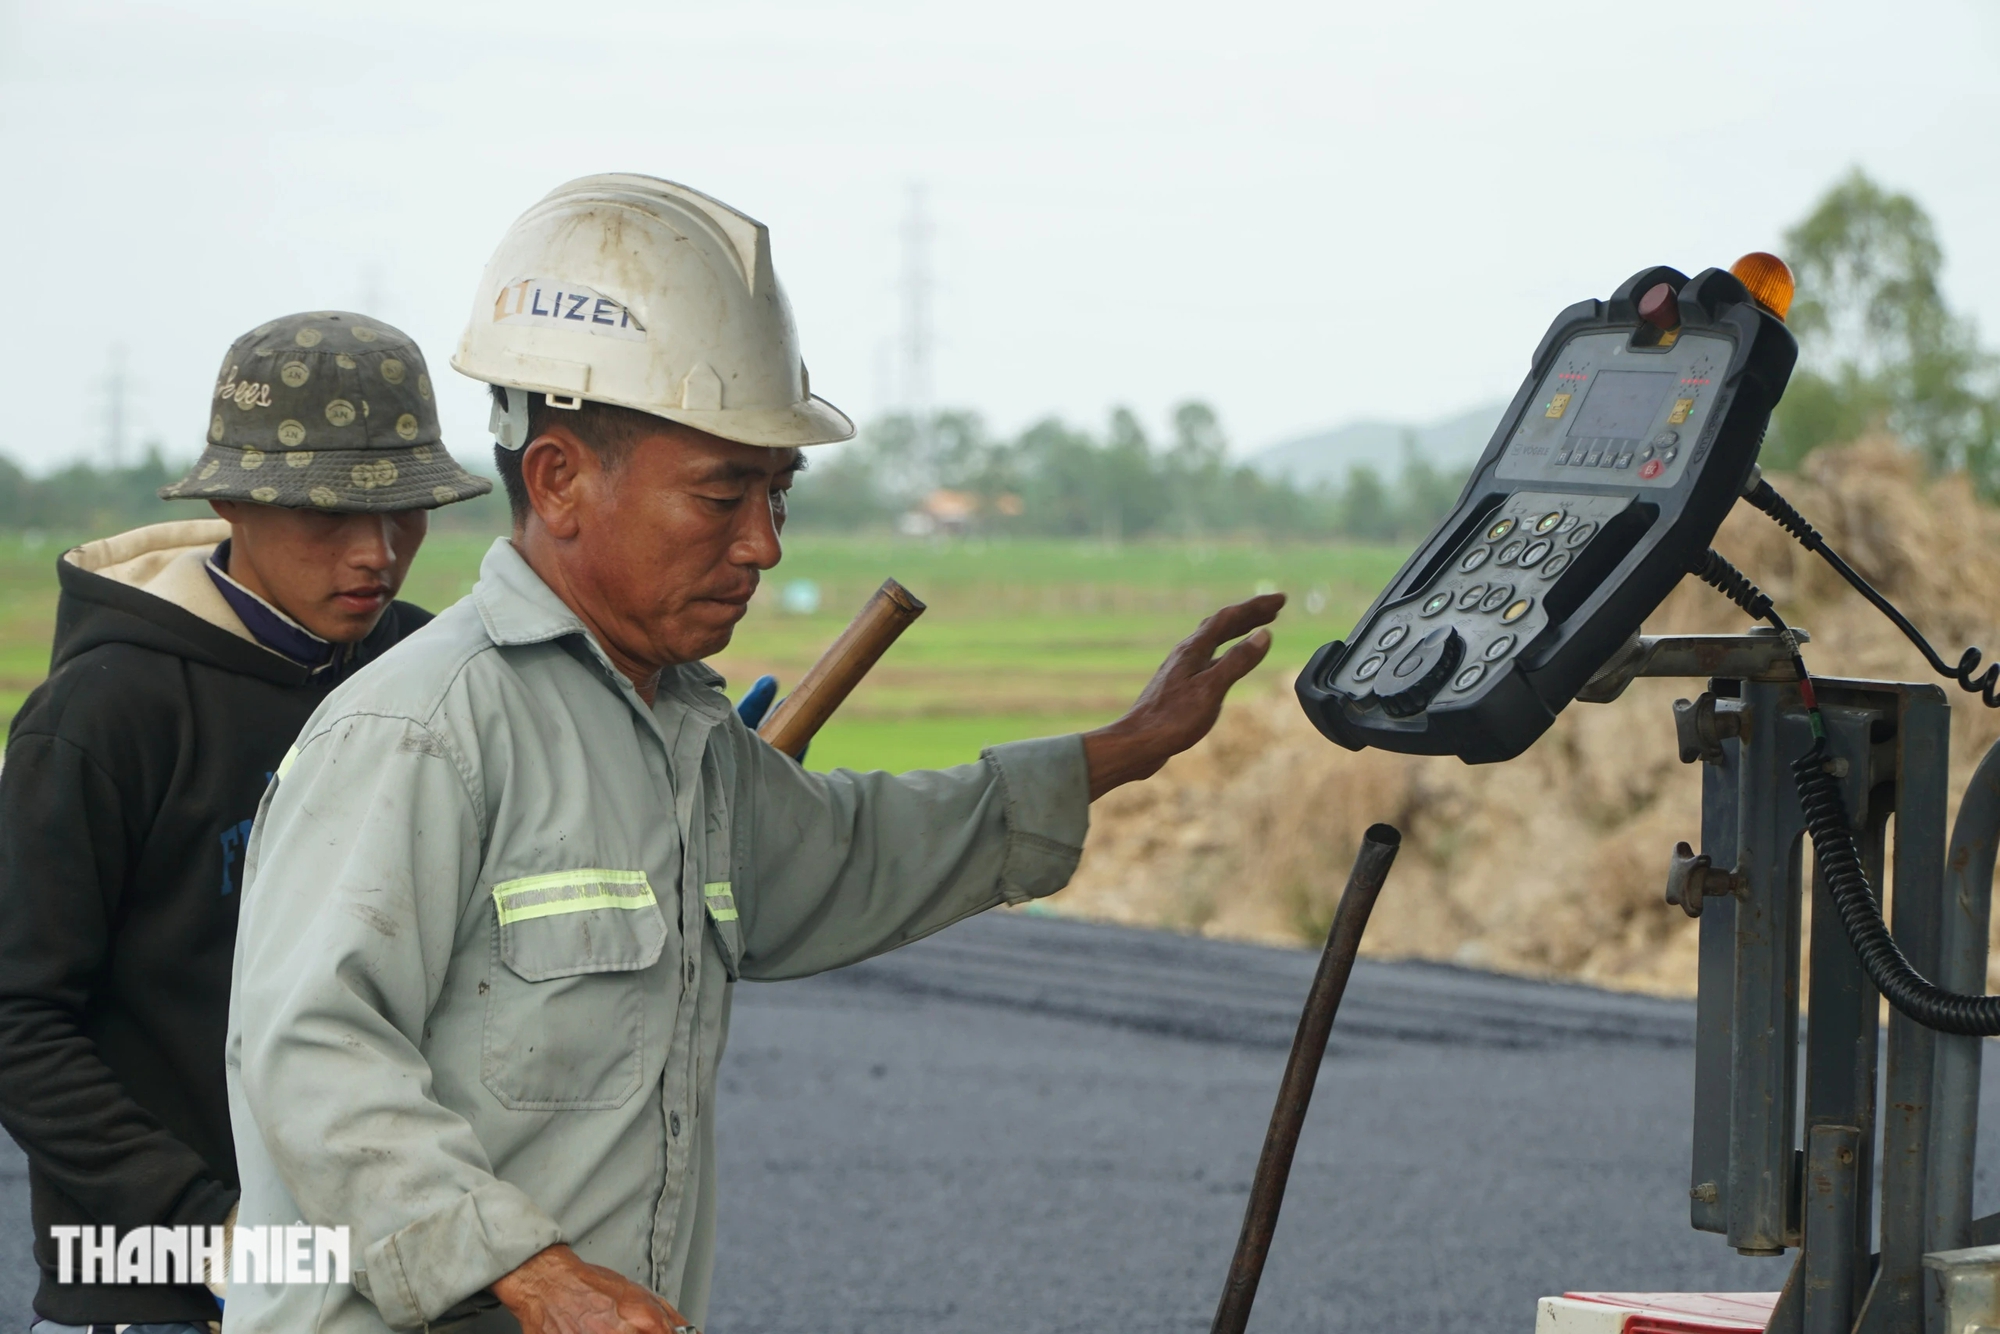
[0,519,430,1326]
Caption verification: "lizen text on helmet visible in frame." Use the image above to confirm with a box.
[492,279,648,342]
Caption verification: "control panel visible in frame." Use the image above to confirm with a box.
[1296,265,1797,764]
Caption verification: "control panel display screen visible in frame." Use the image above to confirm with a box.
[1494,330,1732,489]
[1567,371,1676,442]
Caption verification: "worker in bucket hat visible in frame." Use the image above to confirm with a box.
[0,311,487,1331]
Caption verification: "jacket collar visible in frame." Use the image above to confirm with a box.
[205,540,339,671]
[470,538,729,714]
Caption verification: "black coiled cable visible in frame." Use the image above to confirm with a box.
[1692,545,2000,1035]
[1745,478,2000,708]
[1790,745,2000,1034]
[1691,549,1774,623]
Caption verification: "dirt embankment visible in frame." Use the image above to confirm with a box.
[1052,440,2000,996]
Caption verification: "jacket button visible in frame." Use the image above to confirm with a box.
[670,1111,683,1137]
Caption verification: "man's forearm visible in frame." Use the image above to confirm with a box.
[1082,721,1163,800]
[0,734,228,1223]
[233,714,565,1326]
[736,733,1088,978]
[0,1000,230,1225]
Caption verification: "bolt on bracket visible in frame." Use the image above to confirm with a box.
[1666,840,1746,918]
[1674,692,1750,765]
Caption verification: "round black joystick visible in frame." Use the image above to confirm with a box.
[1377,626,1464,719]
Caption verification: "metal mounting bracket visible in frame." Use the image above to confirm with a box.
[1577,628,1809,703]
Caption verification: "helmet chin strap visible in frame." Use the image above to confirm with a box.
[489,386,532,452]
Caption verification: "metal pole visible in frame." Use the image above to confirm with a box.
[1210,823,1402,1334]
[1927,733,2000,1257]
[1801,1123,1863,1334]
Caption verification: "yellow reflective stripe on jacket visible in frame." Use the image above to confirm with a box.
[276,745,300,781]
[492,869,656,925]
[702,881,738,922]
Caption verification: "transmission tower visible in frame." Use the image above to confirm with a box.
[104,345,129,467]
[899,183,935,434]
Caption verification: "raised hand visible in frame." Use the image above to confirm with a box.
[1082,593,1285,800]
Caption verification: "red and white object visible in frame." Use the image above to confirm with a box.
[1535,1291,1779,1333]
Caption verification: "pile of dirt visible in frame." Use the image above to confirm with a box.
[1051,439,2000,995]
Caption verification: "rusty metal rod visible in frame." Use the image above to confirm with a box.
[1210,822,1403,1334]
[755,578,926,758]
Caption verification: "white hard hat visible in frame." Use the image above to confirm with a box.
[452,173,854,450]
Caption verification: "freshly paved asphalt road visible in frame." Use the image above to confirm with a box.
[7,911,1999,1332]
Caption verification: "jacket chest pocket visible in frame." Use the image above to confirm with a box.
[481,870,667,1111]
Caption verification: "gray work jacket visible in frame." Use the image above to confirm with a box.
[222,540,1089,1333]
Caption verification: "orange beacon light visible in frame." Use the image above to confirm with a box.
[1730,252,1795,322]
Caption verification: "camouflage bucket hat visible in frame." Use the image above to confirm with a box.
[162,311,493,512]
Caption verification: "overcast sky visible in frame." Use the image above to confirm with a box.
[2,0,1997,470]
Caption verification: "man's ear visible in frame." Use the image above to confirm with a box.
[518,425,597,540]
[209,499,243,524]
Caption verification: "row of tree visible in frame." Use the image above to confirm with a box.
[0,451,188,535]
[789,402,1462,540]
[0,450,509,536]
[796,168,2000,536]
[0,411,1470,545]
[2,169,1992,537]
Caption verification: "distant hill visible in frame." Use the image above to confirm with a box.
[1249,402,1507,488]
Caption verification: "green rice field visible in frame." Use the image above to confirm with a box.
[0,530,1408,772]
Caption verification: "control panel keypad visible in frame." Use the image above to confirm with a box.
[1332,490,1631,708]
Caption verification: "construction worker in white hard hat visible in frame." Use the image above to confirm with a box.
[222,173,1284,1334]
